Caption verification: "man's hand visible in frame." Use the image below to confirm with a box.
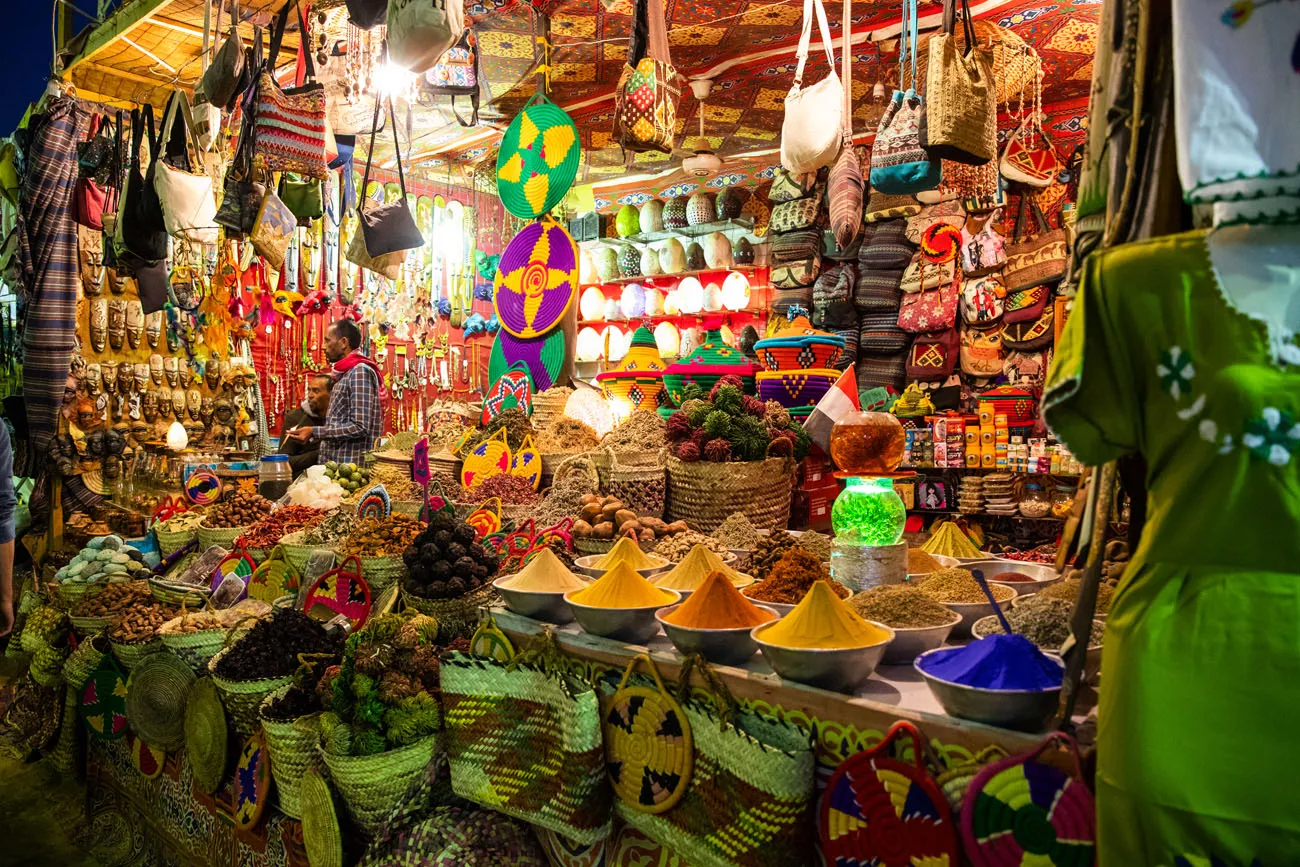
[285,426,314,443]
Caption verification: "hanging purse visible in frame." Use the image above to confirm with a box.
[254,1,328,180]
[386,0,464,75]
[345,98,422,279]
[959,322,1005,376]
[117,104,169,262]
[77,113,116,184]
[613,0,680,154]
[959,274,1006,326]
[769,196,822,234]
[904,200,964,244]
[812,261,858,329]
[1003,282,1050,324]
[900,252,955,294]
[869,0,941,194]
[279,173,325,225]
[769,167,820,203]
[857,219,915,270]
[76,112,121,231]
[827,0,863,249]
[906,327,960,379]
[1003,193,1067,290]
[420,29,485,126]
[780,0,843,174]
[251,188,296,270]
[1002,305,1055,351]
[214,27,266,236]
[959,208,1006,276]
[898,280,958,333]
[153,92,219,244]
[200,0,246,109]
[859,313,910,354]
[854,267,905,314]
[772,258,821,290]
[1000,115,1060,188]
[921,0,996,165]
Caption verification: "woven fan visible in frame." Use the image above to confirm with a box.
[357,483,392,520]
[126,731,166,778]
[961,732,1095,867]
[510,435,543,490]
[469,614,515,662]
[819,720,960,865]
[489,328,566,392]
[496,95,581,219]
[304,555,372,629]
[461,428,513,488]
[184,677,227,793]
[80,655,128,741]
[464,497,504,539]
[184,468,221,505]
[124,650,195,752]
[234,732,272,830]
[482,361,536,425]
[493,218,579,338]
[246,546,300,605]
[605,655,693,815]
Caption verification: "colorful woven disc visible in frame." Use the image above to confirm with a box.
[80,656,128,741]
[489,328,567,392]
[304,556,372,629]
[605,657,693,815]
[184,468,221,505]
[210,548,256,598]
[464,497,504,539]
[961,735,1095,867]
[126,730,166,778]
[539,828,608,867]
[357,484,392,520]
[461,429,513,488]
[920,223,962,264]
[496,96,581,219]
[494,219,578,339]
[509,435,543,490]
[481,362,535,425]
[819,721,959,866]
[246,546,300,605]
[184,677,227,794]
[234,732,271,830]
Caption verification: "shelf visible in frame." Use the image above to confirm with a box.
[580,218,756,249]
[902,466,1081,479]
[910,509,1066,522]
[577,304,770,328]
[580,264,762,288]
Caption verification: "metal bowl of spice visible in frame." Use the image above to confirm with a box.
[753,624,896,694]
[973,596,1107,683]
[493,578,584,625]
[564,592,680,644]
[656,603,780,666]
[914,643,1065,732]
[848,586,963,664]
[961,560,1060,596]
[913,568,1017,636]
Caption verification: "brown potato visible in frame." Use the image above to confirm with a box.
[580,503,603,522]
[600,504,622,522]
[665,521,689,534]
[593,521,615,539]
[622,520,642,537]
[613,509,637,529]
[572,519,593,538]
[638,528,655,543]
[581,493,600,506]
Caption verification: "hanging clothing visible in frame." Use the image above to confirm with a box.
[1044,230,1300,864]
[18,96,81,463]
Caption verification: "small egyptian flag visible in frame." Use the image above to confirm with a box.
[803,367,860,454]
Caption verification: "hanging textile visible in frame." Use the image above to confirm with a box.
[18,95,81,463]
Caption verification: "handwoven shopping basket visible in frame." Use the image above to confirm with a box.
[604,448,666,519]
[56,580,107,608]
[401,583,499,642]
[148,577,210,608]
[357,555,406,596]
[664,450,795,533]
[279,530,336,575]
[260,686,323,819]
[321,734,441,835]
[154,524,198,558]
[197,520,248,551]
[110,638,164,671]
[208,646,293,737]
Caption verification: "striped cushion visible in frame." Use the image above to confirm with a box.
[828,144,866,249]
[864,191,921,224]
[858,314,910,354]
[853,268,904,314]
[831,326,859,370]
[857,219,916,270]
[856,352,907,391]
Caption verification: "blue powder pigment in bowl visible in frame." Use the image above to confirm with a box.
[916,634,1063,690]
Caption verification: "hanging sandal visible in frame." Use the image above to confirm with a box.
[90,299,108,353]
[126,300,144,349]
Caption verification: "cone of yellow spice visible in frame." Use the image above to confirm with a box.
[654,545,753,592]
[592,537,669,572]
[756,580,891,649]
[568,562,678,609]
[500,548,589,593]
[662,571,776,630]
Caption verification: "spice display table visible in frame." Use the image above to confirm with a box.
[492,609,1088,761]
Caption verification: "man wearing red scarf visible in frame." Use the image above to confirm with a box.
[285,319,382,466]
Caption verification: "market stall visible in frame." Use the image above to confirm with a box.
[1,0,1117,863]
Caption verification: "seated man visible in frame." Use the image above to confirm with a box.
[279,373,332,477]
[284,319,382,466]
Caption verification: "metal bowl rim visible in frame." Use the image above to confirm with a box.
[750,619,896,652]
[912,647,1065,696]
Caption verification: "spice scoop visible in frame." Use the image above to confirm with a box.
[971,569,1017,636]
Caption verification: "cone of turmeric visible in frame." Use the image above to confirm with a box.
[568,562,677,609]
[654,545,752,592]
[500,548,589,593]
[755,580,891,649]
[592,536,668,573]
[662,571,777,630]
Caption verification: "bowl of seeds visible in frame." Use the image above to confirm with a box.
[960,559,1060,596]
[848,585,963,664]
[974,596,1107,682]
[912,568,1016,635]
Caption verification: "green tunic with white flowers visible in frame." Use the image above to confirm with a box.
[1044,230,1300,866]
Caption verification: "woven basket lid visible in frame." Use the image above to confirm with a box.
[494,219,579,339]
[663,328,758,378]
[489,328,567,392]
[125,650,195,752]
[605,656,693,815]
[184,677,227,793]
[300,767,343,867]
[496,95,581,219]
[80,655,129,741]
[754,315,847,349]
[597,324,668,381]
[233,732,272,830]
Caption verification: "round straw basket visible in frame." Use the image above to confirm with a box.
[260,686,324,820]
[605,448,666,520]
[69,613,113,637]
[161,625,246,674]
[56,580,107,608]
[208,647,293,737]
[320,734,440,835]
[110,638,164,672]
[197,520,248,551]
[400,583,498,642]
[279,530,336,575]
[357,556,406,596]
[155,524,198,558]
[664,450,795,533]
[593,446,661,490]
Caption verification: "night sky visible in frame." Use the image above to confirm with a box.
[2,0,99,136]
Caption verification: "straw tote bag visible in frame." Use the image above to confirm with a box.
[826,0,864,250]
[780,0,843,174]
[921,0,996,165]
[1003,193,1067,290]
[613,0,680,154]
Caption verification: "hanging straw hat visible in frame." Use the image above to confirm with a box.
[125,651,196,751]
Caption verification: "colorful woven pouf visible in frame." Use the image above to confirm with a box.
[661,326,758,405]
[597,324,669,421]
[820,721,960,866]
[494,218,579,338]
[752,315,847,372]
[756,368,840,409]
[605,655,693,815]
[496,95,581,219]
[961,732,1095,867]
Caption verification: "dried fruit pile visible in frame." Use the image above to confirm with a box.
[204,490,273,529]
[108,599,178,644]
[401,512,500,601]
[212,608,343,681]
[236,506,326,550]
[71,580,151,618]
[338,514,426,558]
[664,377,811,463]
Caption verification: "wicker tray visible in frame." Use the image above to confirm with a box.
[148,577,210,608]
[69,613,113,636]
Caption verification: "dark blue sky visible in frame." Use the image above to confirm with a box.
[2,0,99,136]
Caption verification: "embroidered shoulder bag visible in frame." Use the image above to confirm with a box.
[613,0,680,154]
[827,0,864,249]
[869,0,941,194]
[1003,193,1067,290]
[346,97,424,279]
[254,1,328,180]
[959,208,1006,276]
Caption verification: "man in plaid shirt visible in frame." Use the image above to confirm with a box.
[285,320,382,466]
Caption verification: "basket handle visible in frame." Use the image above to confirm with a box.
[1023,730,1087,781]
[870,720,930,772]
[673,653,739,728]
[222,614,262,648]
[615,652,673,697]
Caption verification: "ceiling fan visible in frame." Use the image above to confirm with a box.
[666,79,727,181]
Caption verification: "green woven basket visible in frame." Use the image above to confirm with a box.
[280,530,336,576]
[185,677,228,794]
[161,626,245,674]
[208,647,293,737]
[320,734,440,835]
[148,578,210,608]
[56,581,107,607]
[64,634,110,689]
[111,638,163,671]
[259,686,323,819]
[155,524,198,558]
[124,651,195,752]
[49,684,80,775]
[69,614,113,637]
[358,555,406,596]
[400,583,499,642]
[197,521,248,551]
[299,768,342,867]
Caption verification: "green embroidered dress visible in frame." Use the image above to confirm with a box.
[1044,230,1300,865]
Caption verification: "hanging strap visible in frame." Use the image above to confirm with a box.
[840,0,853,140]
[645,0,672,65]
[268,0,317,83]
[110,109,124,190]
[942,0,978,58]
[357,96,408,217]
[159,91,206,173]
[132,103,159,172]
[793,0,836,91]
[898,0,919,90]
[1013,191,1052,242]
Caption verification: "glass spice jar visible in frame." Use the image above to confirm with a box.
[829,411,906,475]
[1019,483,1052,518]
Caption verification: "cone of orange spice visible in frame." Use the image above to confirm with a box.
[662,571,777,630]
[744,548,849,605]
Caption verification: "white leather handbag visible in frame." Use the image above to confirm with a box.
[386,0,465,74]
[780,0,843,174]
[152,94,218,244]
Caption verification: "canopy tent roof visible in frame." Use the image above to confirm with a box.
[61,0,1098,199]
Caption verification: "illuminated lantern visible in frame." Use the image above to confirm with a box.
[676,277,704,314]
[580,286,607,321]
[721,271,751,311]
[597,324,669,422]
